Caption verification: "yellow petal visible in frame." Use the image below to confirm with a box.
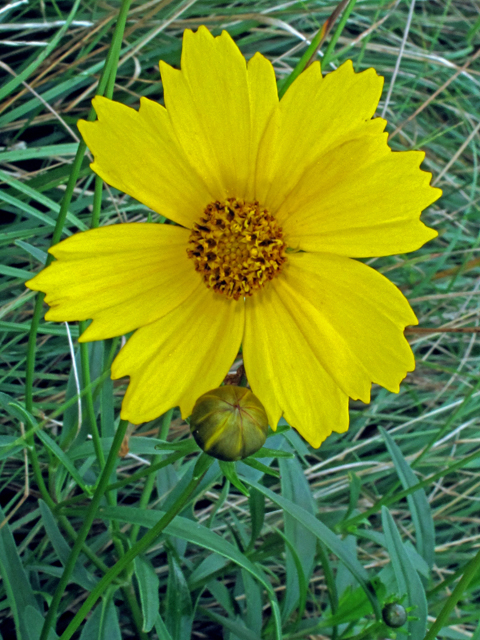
[275,252,417,403]
[111,286,245,423]
[26,224,200,341]
[160,26,278,201]
[279,131,441,256]
[243,284,349,449]
[259,60,384,212]
[78,96,212,228]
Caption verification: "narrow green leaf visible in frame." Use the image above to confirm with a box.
[97,505,283,640]
[38,500,97,591]
[208,579,237,618]
[0,265,33,280]
[0,506,40,640]
[154,612,174,640]
[14,240,48,264]
[245,479,381,619]
[79,598,121,640]
[380,427,435,568]
[134,555,160,632]
[278,446,316,620]
[97,506,273,601]
[251,447,294,459]
[242,569,263,635]
[248,488,265,550]
[0,0,82,103]
[200,608,262,640]
[243,457,279,478]
[165,550,193,640]
[36,431,91,495]
[275,527,307,625]
[381,507,428,639]
[0,168,85,231]
[0,144,79,163]
[219,461,250,496]
[24,606,58,640]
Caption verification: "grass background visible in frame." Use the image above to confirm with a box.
[1,0,480,638]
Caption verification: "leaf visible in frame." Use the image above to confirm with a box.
[381,507,428,640]
[36,431,91,495]
[134,555,160,632]
[24,606,58,640]
[219,461,250,496]
[245,479,381,619]
[0,392,36,425]
[242,569,263,634]
[165,550,193,640]
[98,505,283,639]
[248,488,265,550]
[79,597,121,640]
[0,143,78,163]
[38,500,97,591]
[380,427,435,569]
[278,443,316,620]
[0,435,23,460]
[14,240,48,264]
[200,608,262,640]
[242,457,280,478]
[207,579,237,618]
[154,613,174,640]
[0,168,85,231]
[0,506,39,640]
[275,527,307,625]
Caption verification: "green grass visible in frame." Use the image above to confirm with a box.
[1,0,480,638]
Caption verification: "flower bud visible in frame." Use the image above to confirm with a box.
[382,603,407,628]
[190,386,268,461]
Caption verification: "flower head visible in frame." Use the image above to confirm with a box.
[26,26,441,447]
[190,386,268,461]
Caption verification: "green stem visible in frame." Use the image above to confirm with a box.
[40,419,130,640]
[423,548,480,640]
[59,454,213,640]
[130,409,174,544]
[91,177,103,229]
[321,0,357,69]
[121,584,149,640]
[278,26,325,99]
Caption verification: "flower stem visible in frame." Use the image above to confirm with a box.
[423,547,480,640]
[39,419,130,640]
[321,0,358,69]
[59,454,214,640]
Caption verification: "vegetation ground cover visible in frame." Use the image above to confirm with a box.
[0,0,479,638]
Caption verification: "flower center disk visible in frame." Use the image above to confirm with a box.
[187,198,287,300]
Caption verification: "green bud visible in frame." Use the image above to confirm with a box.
[382,603,407,628]
[190,386,268,461]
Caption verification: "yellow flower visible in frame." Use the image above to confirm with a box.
[26,26,441,448]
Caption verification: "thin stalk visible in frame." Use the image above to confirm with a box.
[59,454,214,640]
[79,326,105,468]
[130,408,174,544]
[121,583,149,640]
[423,548,480,640]
[40,419,130,640]
[321,0,357,69]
